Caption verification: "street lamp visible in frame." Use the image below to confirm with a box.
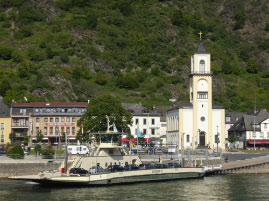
[181,133,185,167]
[216,125,219,153]
[197,129,200,147]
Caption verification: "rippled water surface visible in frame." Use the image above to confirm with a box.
[0,175,268,201]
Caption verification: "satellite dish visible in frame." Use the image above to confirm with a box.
[24,97,28,102]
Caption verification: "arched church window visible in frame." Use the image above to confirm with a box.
[199,60,205,73]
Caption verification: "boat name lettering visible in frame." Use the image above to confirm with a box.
[152,170,161,173]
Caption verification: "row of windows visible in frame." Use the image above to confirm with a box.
[135,128,155,135]
[37,127,76,135]
[36,117,76,123]
[34,108,86,113]
[135,118,155,125]
[198,92,208,99]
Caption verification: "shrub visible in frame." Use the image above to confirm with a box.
[0,44,13,60]
[34,144,42,153]
[41,145,54,159]
[8,146,24,159]
[95,73,107,85]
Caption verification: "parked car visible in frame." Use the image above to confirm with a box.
[69,168,88,176]
[124,164,139,170]
[154,164,167,169]
[90,166,104,174]
[138,164,155,170]
[107,165,124,172]
[167,163,181,168]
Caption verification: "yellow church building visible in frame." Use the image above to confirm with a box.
[166,40,225,151]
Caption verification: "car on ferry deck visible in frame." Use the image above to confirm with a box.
[124,164,139,170]
[69,168,88,176]
[138,164,155,170]
[107,165,124,172]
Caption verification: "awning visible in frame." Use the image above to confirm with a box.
[120,138,150,142]
[248,140,269,144]
[121,138,129,142]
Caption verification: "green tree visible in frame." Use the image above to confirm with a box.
[0,79,11,96]
[9,133,16,145]
[228,133,236,143]
[77,95,132,142]
[23,136,29,146]
[234,10,246,30]
[95,73,107,85]
[0,44,13,60]
[246,58,259,74]
[36,130,44,144]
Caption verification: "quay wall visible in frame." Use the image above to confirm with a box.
[223,163,269,174]
[0,162,61,178]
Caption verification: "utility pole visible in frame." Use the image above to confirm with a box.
[253,99,256,150]
[64,132,68,174]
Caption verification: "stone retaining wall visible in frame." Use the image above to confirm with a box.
[0,162,61,178]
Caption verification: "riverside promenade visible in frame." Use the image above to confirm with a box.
[0,155,63,178]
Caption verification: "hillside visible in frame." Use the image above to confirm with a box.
[0,0,268,111]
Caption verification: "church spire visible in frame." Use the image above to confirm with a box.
[195,31,208,54]
[195,43,208,54]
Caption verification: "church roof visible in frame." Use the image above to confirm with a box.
[195,43,209,54]
[168,102,193,111]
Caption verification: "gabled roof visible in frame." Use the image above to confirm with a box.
[195,43,209,54]
[122,103,160,116]
[226,112,246,124]
[168,102,193,111]
[0,97,10,117]
[229,109,269,132]
[12,102,88,107]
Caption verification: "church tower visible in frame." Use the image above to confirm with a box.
[189,41,213,148]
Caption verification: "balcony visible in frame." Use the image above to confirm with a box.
[189,71,213,77]
[12,123,29,128]
[12,112,31,116]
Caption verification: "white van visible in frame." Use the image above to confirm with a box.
[67,145,89,155]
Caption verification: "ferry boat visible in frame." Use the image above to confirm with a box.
[11,167,205,186]
[9,120,205,186]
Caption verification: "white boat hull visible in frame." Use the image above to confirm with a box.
[10,167,205,186]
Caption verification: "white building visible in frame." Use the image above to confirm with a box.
[166,42,225,151]
[122,103,161,143]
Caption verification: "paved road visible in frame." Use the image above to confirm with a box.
[223,152,269,162]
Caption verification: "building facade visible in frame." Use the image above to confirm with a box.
[122,103,161,143]
[166,43,225,151]
[11,102,88,145]
[0,97,11,145]
[225,112,246,139]
[228,109,269,149]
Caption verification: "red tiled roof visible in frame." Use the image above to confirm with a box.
[13,102,88,107]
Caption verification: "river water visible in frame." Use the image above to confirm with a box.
[0,175,268,201]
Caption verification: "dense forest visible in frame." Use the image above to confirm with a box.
[0,0,268,111]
